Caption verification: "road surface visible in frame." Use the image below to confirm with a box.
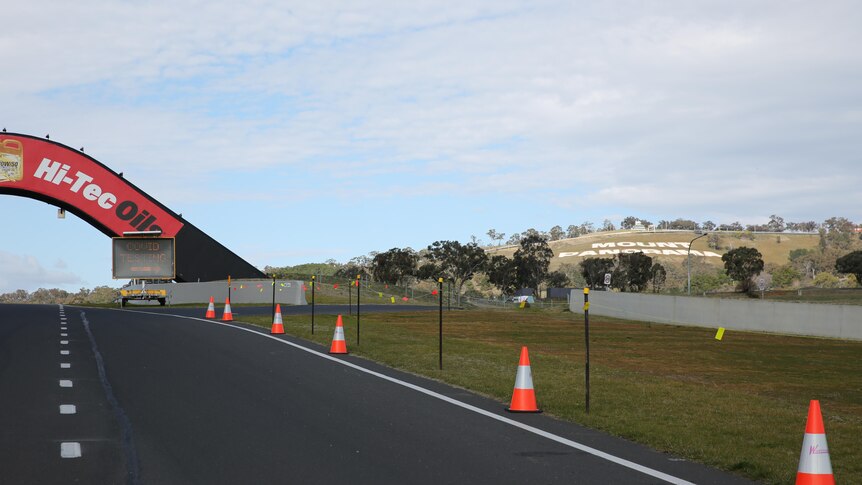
[0,304,756,484]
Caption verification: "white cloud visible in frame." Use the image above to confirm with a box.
[2,0,860,258]
[0,251,83,293]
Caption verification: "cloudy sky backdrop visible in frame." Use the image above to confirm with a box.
[2,0,860,293]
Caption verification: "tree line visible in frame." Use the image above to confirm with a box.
[259,214,862,301]
[266,234,565,304]
[0,286,118,305]
[5,216,859,304]
[482,215,856,246]
[581,244,862,295]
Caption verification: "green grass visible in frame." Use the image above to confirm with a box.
[238,307,861,484]
[303,284,441,306]
[762,288,862,305]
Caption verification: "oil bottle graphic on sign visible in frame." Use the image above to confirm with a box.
[0,139,24,183]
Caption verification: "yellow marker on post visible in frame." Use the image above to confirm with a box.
[390,296,396,304]
[715,327,726,341]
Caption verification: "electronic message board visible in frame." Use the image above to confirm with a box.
[112,237,176,279]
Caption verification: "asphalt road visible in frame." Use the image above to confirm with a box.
[0,304,757,485]
[130,303,439,318]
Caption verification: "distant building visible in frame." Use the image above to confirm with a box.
[632,220,647,231]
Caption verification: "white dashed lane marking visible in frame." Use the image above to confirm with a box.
[60,442,81,458]
[58,306,82,458]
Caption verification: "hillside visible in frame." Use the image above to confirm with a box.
[485,230,820,270]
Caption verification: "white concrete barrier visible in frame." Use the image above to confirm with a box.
[123,279,307,305]
[570,290,862,340]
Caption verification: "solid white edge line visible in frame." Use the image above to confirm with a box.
[125,310,697,485]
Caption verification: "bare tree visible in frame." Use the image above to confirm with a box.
[768,215,786,232]
[548,225,564,241]
[487,229,498,245]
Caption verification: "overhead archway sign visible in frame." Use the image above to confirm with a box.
[0,133,265,282]
[1,135,183,236]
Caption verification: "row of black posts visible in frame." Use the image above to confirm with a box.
[258,274,589,413]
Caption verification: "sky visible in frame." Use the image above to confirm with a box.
[2,0,861,293]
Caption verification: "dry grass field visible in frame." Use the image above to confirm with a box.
[485,230,821,269]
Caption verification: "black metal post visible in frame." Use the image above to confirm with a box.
[349,280,352,316]
[439,277,443,370]
[584,287,590,414]
[311,275,316,335]
[447,281,451,311]
[357,275,361,346]
[271,275,276,324]
[227,275,231,305]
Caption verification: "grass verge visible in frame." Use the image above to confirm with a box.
[239,307,861,484]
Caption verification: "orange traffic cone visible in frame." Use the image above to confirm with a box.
[796,400,834,485]
[205,296,216,319]
[221,298,233,321]
[507,346,540,413]
[271,304,285,334]
[329,315,348,354]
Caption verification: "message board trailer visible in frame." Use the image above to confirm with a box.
[112,237,176,280]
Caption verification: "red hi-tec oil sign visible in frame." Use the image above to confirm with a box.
[0,134,184,237]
